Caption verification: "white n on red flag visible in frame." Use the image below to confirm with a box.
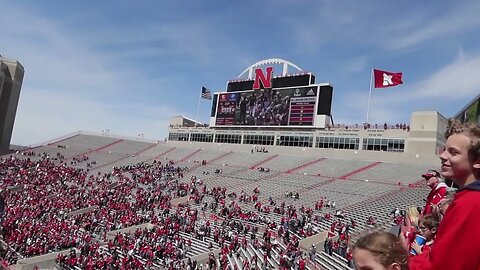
[373,69,403,88]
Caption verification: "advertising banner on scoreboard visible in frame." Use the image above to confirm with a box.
[215,86,318,127]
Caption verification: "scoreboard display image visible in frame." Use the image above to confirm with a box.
[214,86,319,127]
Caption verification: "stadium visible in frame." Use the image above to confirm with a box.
[0,56,476,269]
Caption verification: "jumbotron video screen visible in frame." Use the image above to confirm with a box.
[215,86,318,127]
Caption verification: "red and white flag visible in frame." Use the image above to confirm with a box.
[373,69,403,88]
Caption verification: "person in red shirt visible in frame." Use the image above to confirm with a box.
[421,169,448,215]
[298,256,305,270]
[346,247,353,268]
[410,119,480,270]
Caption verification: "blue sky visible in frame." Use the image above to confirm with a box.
[2,0,480,145]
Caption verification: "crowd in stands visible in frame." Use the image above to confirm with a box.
[0,151,354,269]
[1,119,478,270]
[0,150,436,269]
[0,154,186,265]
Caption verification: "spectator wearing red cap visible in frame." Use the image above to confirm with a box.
[421,170,447,215]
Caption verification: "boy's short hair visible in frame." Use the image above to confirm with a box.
[420,214,440,230]
[445,119,480,161]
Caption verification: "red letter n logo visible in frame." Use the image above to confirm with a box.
[252,67,273,90]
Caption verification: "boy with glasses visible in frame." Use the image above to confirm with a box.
[410,215,439,256]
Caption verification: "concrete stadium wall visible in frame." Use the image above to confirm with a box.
[15,249,79,270]
[171,196,189,207]
[299,231,328,251]
[106,223,155,240]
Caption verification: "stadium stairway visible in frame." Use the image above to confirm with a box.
[285,158,327,174]
[177,232,216,257]
[89,143,159,171]
[172,198,297,269]
[332,252,354,269]
[180,149,203,162]
[206,151,233,164]
[147,147,176,161]
[154,206,277,270]
[65,139,124,160]
[249,154,279,169]
[293,176,337,197]
[338,161,382,180]
[46,133,81,147]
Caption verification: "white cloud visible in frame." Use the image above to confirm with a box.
[383,1,480,50]
[88,21,218,64]
[282,1,480,53]
[410,54,480,99]
[11,88,178,145]
[0,3,184,145]
[334,51,480,124]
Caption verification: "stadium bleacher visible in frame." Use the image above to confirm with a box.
[0,134,432,270]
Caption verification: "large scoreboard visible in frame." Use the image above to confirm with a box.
[209,61,333,129]
[214,86,319,127]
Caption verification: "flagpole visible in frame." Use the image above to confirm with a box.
[366,68,374,124]
[195,92,202,127]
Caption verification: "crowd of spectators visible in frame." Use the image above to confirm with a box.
[0,154,186,265]
[1,145,451,270]
[2,150,361,269]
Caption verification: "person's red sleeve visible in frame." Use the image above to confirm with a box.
[430,187,447,206]
[421,244,432,257]
[412,193,480,270]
